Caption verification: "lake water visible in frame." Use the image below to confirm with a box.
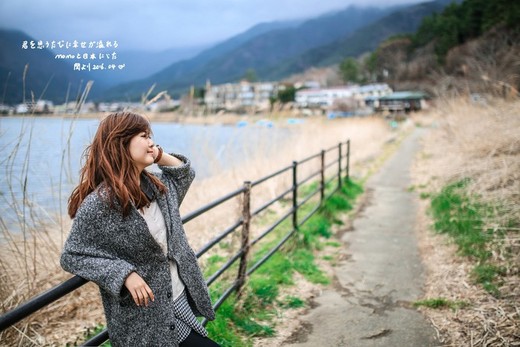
[0,116,293,229]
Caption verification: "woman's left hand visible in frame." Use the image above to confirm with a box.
[124,272,155,307]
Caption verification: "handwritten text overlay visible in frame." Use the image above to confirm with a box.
[21,40,126,72]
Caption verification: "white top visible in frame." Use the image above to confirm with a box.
[139,201,185,301]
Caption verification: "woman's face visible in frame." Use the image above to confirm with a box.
[129,131,155,172]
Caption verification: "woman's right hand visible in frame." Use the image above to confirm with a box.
[124,272,155,307]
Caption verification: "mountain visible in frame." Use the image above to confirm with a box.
[0,29,107,105]
[103,18,306,100]
[0,19,300,105]
[79,45,209,88]
[194,19,305,64]
[187,6,395,84]
[1,0,456,104]
[263,0,456,79]
[103,6,395,100]
[0,27,210,104]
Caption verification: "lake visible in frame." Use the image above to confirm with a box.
[0,116,293,229]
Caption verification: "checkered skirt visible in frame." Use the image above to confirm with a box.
[173,290,208,342]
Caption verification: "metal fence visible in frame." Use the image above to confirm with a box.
[0,139,351,346]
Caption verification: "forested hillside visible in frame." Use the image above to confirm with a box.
[265,0,454,80]
[346,0,520,96]
[103,5,394,100]
[412,0,520,61]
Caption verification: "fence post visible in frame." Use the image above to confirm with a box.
[320,150,325,203]
[338,142,342,189]
[346,139,350,181]
[236,181,251,298]
[292,161,298,230]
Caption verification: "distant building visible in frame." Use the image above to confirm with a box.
[34,100,54,113]
[376,91,429,113]
[294,80,321,90]
[14,100,54,114]
[356,84,393,104]
[148,99,181,112]
[98,102,124,113]
[15,103,30,114]
[0,104,14,115]
[204,80,279,113]
[295,83,392,109]
[295,86,351,108]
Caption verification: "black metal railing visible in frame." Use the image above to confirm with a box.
[0,139,351,346]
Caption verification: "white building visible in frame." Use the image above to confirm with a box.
[295,83,393,109]
[0,104,13,114]
[204,80,278,112]
[15,103,30,114]
[14,100,55,114]
[295,86,355,108]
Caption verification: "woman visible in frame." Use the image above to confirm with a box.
[61,112,219,346]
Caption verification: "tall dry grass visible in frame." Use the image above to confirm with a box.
[413,97,519,226]
[0,113,398,346]
[181,116,395,249]
[411,97,520,346]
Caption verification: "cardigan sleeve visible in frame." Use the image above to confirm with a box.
[60,198,136,298]
[158,153,196,205]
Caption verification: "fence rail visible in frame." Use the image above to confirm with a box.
[0,139,351,346]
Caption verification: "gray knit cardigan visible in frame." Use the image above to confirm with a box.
[61,154,215,347]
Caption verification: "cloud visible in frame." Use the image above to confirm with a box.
[1,0,424,51]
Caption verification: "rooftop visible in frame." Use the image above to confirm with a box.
[379,91,428,100]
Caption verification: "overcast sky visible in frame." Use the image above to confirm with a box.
[1,0,424,52]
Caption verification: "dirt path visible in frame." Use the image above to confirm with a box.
[282,128,439,347]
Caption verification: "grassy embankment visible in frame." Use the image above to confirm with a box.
[203,178,363,346]
[411,97,519,345]
[198,118,415,347]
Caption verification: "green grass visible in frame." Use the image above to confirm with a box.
[82,324,111,347]
[413,297,469,310]
[419,192,431,200]
[206,298,252,347]
[428,178,505,296]
[472,263,506,297]
[298,181,319,198]
[205,177,363,345]
[279,296,306,309]
[430,179,491,259]
[204,254,227,277]
[290,249,330,285]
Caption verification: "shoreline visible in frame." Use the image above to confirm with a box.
[1,111,297,125]
[1,110,381,127]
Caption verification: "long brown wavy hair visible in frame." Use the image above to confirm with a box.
[68,112,166,218]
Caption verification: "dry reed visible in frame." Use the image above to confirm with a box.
[411,97,520,346]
